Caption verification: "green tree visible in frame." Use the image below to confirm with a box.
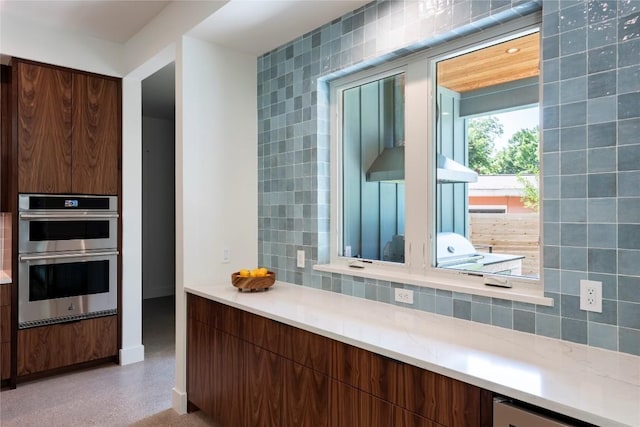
[492,126,539,174]
[467,117,503,174]
[517,169,539,211]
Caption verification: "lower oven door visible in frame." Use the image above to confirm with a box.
[18,250,118,328]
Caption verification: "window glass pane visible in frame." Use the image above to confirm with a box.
[434,32,540,279]
[342,73,405,262]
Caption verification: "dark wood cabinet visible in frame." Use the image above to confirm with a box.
[1,284,10,381]
[186,314,245,427]
[283,357,330,426]
[16,61,72,194]
[17,315,117,376]
[186,294,490,427]
[392,406,446,427]
[331,380,391,427]
[15,59,120,195]
[245,343,284,426]
[371,353,481,426]
[1,65,12,211]
[72,73,119,195]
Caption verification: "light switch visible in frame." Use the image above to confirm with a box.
[297,250,305,268]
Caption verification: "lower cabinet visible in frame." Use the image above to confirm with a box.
[17,315,117,377]
[1,284,10,381]
[186,294,490,427]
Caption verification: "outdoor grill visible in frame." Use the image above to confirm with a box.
[436,232,524,274]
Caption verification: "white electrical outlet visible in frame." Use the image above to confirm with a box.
[222,247,230,263]
[394,288,414,304]
[297,250,305,268]
[580,280,602,313]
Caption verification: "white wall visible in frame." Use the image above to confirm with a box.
[123,1,228,77]
[0,14,123,76]
[142,116,176,299]
[120,77,145,364]
[173,36,257,413]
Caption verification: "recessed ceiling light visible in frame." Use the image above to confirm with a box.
[505,47,520,54]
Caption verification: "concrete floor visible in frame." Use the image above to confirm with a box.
[0,296,181,426]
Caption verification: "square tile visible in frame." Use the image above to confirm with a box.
[588,322,618,351]
[619,275,640,303]
[587,147,616,173]
[536,313,561,338]
[618,301,640,329]
[587,223,616,248]
[619,224,640,249]
[513,309,535,333]
[588,248,617,273]
[562,318,588,344]
[619,327,640,356]
[618,118,640,145]
[587,173,616,197]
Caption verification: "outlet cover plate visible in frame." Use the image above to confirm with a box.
[580,279,602,313]
[296,250,305,268]
[394,288,414,304]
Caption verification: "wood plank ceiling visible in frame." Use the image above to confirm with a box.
[437,32,540,93]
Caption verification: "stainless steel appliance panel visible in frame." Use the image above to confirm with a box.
[18,250,118,327]
[493,400,576,427]
[18,194,118,253]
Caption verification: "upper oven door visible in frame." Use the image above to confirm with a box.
[18,194,118,253]
[19,214,118,253]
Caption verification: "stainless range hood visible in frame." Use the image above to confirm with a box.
[437,154,478,183]
[366,146,404,182]
[365,147,478,184]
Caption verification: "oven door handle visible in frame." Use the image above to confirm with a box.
[19,213,119,220]
[19,251,120,262]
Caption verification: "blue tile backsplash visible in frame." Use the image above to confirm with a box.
[257,0,640,356]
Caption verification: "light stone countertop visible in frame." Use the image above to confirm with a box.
[0,271,11,284]
[185,280,640,427]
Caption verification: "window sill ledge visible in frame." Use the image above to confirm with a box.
[313,263,553,307]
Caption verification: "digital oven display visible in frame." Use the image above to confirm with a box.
[64,199,79,208]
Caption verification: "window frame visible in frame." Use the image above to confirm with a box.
[317,13,552,306]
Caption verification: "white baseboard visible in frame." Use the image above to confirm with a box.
[119,344,145,365]
[172,387,187,414]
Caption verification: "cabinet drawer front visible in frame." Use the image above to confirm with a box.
[371,353,481,427]
[281,323,332,375]
[17,315,117,375]
[332,340,372,392]
[187,294,242,336]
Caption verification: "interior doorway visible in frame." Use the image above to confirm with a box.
[141,61,176,355]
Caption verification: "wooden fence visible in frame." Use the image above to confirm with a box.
[469,213,540,277]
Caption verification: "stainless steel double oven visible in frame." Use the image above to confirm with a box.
[18,194,119,328]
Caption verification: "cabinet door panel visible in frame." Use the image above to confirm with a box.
[17,61,72,193]
[330,380,390,427]
[283,358,330,426]
[245,344,283,426]
[392,406,446,427]
[72,74,119,195]
[186,318,213,412]
[1,342,9,380]
[187,319,245,426]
